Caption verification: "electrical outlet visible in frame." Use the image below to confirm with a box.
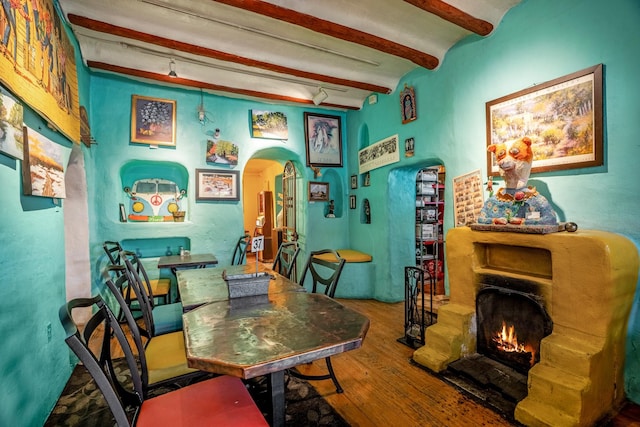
[47,322,52,343]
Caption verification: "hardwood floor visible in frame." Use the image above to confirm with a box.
[296,299,517,426]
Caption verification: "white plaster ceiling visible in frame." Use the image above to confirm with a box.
[58,0,521,110]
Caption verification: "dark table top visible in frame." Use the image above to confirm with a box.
[157,253,218,269]
[182,291,370,379]
[176,264,304,312]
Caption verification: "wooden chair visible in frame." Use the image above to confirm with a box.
[102,266,202,391]
[59,292,268,427]
[103,241,171,306]
[271,241,300,281]
[120,251,183,336]
[231,234,251,265]
[291,249,347,392]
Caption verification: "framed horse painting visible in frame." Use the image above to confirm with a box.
[304,112,343,167]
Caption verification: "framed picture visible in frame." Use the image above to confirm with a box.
[0,87,24,159]
[250,110,288,139]
[400,84,417,124]
[308,181,329,202]
[452,169,484,227]
[206,139,238,165]
[349,194,357,209]
[131,95,177,146]
[22,126,66,198]
[195,169,240,201]
[363,172,370,187]
[405,137,415,157]
[350,175,358,189]
[304,112,342,167]
[486,64,603,175]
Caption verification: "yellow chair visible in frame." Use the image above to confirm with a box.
[103,266,201,390]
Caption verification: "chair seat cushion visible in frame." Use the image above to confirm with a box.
[137,375,268,427]
[152,302,184,335]
[122,278,171,301]
[146,331,198,385]
[316,249,372,263]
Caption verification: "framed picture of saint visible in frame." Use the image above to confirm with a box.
[400,84,416,124]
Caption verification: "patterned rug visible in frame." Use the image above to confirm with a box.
[45,360,349,427]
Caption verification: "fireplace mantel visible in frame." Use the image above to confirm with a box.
[413,227,639,426]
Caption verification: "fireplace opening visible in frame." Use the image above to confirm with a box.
[476,285,553,374]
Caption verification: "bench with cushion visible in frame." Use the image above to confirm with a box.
[314,249,374,298]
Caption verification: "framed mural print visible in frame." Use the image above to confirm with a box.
[304,112,342,167]
[131,95,177,146]
[195,169,240,201]
[22,126,67,198]
[486,64,603,175]
[308,181,329,202]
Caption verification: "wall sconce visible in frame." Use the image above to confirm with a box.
[311,166,321,178]
[168,59,177,77]
[312,87,328,105]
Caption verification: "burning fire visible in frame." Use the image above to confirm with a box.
[492,321,536,366]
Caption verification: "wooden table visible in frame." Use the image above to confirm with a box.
[157,253,218,274]
[182,291,370,427]
[176,264,304,312]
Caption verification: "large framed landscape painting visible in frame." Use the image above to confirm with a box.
[486,64,603,175]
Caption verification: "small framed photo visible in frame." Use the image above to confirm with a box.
[405,137,415,157]
[308,181,329,202]
[363,172,371,187]
[131,95,177,146]
[350,175,358,189]
[304,112,343,167]
[195,169,240,201]
[349,195,357,209]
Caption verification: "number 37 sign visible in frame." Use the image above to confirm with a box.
[251,236,264,252]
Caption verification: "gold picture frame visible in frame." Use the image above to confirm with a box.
[131,95,177,146]
[486,64,603,175]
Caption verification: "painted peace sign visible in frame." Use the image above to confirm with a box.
[150,194,163,206]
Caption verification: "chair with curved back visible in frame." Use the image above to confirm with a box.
[231,234,251,265]
[60,290,268,426]
[102,265,202,393]
[271,241,300,281]
[290,249,347,392]
[120,251,183,336]
[103,241,171,306]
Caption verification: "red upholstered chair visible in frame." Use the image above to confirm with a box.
[59,293,268,427]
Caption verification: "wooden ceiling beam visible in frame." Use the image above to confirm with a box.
[68,14,391,94]
[86,61,359,110]
[403,0,494,36]
[211,0,440,70]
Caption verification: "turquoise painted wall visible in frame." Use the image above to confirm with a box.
[4,0,640,425]
[85,75,350,295]
[0,2,91,423]
[345,0,640,403]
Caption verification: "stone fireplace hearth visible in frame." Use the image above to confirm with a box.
[413,227,639,427]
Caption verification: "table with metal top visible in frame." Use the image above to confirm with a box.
[176,264,304,312]
[182,291,370,427]
[157,253,218,274]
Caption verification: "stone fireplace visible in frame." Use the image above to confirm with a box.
[413,227,639,426]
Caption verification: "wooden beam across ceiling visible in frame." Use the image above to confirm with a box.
[212,0,440,70]
[67,14,391,94]
[86,61,359,110]
[403,0,494,36]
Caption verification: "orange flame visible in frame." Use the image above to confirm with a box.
[492,321,537,366]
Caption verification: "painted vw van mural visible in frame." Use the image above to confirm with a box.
[125,178,184,222]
